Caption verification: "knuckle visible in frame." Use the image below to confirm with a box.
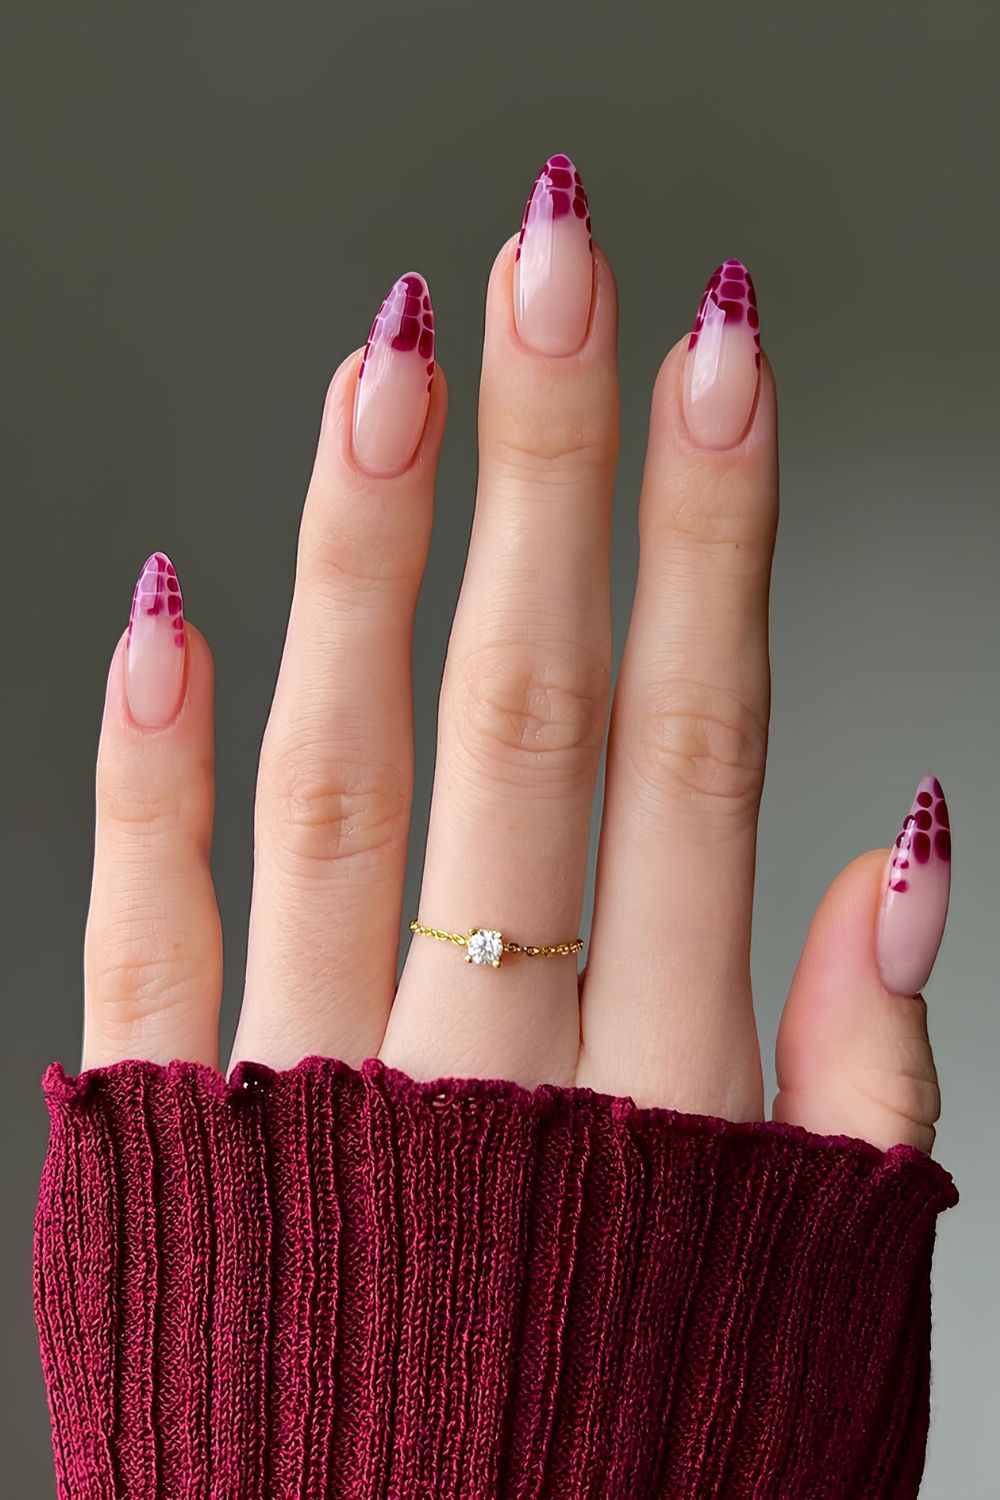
[846,1075,940,1154]
[97,771,213,852]
[488,409,617,482]
[258,747,409,870]
[450,640,609,785]
[87,922,214,1041]
[626,678,767,816]
[645,465,776,554]
[849,1033,942,1141]
[90,961,193,1029]
[298,498,424,599]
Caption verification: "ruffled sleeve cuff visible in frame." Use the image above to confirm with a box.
[35,1056,958,1498]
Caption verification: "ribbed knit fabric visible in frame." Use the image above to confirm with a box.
[35,1056,958,1499]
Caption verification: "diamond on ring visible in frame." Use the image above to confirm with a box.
[466,928,503,967]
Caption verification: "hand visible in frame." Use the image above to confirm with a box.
[81,155,949,1153]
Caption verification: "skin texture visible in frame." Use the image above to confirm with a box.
[82,161,947,1154]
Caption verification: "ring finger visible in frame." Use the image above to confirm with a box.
[581,261,777,1117]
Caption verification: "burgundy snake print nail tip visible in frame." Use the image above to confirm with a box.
[689,259,760,367]
[359,272,435,394]
[516,153,592,261]
[127,551,184,649]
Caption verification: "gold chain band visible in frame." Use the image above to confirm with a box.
[408,919,584,968]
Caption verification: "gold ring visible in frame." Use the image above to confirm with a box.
[408,920,584,969]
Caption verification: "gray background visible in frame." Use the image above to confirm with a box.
[3,2,997,1493]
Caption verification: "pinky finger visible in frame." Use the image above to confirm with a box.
[83,552,222,1069]
[774,775,951,1153]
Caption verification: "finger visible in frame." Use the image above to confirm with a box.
[231,274,443,1071]
[84,553,222,1068]
[385,157,617,1086]
[580,262,775,1118]
[775,775,952,1152]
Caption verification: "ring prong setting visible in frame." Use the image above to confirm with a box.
[466,928,504,968]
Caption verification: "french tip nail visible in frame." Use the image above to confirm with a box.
[359,271,435,381]
[127,552,184,647]
[876,773,952,996]
[687,258,760,345]
[353,272,435,477]
[513,153,594,357]
[682,258,761,449]
[515,153,592,247]
[125,551,186,728]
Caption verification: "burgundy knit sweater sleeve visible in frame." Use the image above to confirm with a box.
[34,1055,957,1498]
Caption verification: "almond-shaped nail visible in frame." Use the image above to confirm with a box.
[876,775,952,995]
[682,259,761,448]
[352,272,435,477]
[125,551,186,727]
[513,153,593,356]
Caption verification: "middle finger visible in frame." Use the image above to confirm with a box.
[384,157,618,1086]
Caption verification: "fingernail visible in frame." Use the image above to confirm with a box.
[352,271,435,477]
[682,259,761,448]
[125,551,186,727]
[514,153,593,356]
[876,775,952,995]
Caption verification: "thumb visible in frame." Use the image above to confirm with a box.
[774,775,952,1153]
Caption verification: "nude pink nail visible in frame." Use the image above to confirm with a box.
[682,259,761,449]
[876,775,952,996]
[514,153,594,357]
[352,272,435,477]
[125,551,186,727]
